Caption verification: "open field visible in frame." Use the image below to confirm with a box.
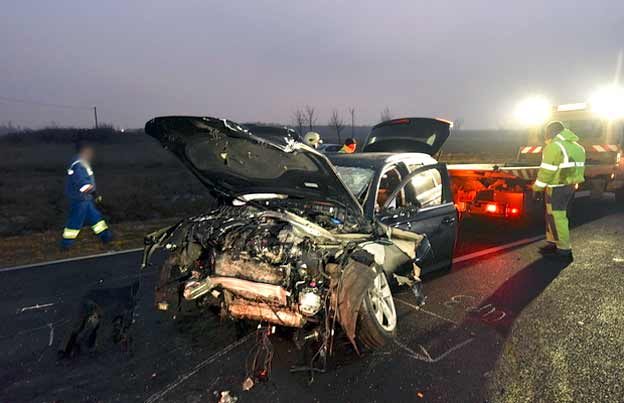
[0,133,214,237]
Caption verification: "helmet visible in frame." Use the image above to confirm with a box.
[303,131,322,148]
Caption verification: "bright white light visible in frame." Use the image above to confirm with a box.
[557,103,587,112]
[590,86,624,120]
[514,96,552,126]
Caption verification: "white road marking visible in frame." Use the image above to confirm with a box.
[393,338,475,363]
[452,235,544,264]
[48,323,54,346]
[0,248,144,273]
[143,333,253,403]
[18,303,55,313]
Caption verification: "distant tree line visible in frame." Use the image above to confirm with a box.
[291,106,399,144]
[0,124,139,144]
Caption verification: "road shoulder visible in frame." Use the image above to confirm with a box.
[487,212,624,402]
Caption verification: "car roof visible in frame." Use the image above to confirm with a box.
[328,152,437,169]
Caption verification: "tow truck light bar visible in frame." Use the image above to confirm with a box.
[514,95,551,126]
[590,85,624,120]
[515,85,624,126]
[557,102,587,112]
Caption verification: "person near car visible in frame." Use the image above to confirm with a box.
[61,141,112,249]
[532,121,586,260]
[339,138,357,154]
[303,131,322,149]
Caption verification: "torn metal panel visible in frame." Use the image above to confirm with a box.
[336,251,378,345]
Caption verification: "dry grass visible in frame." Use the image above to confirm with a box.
[0,218,179,268]
[0,135,215,237]
[0,133,215,267]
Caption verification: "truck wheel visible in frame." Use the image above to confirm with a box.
[357,267,397,350]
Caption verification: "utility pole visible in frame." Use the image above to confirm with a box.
[93,106,98,128]
[349,107,355,137]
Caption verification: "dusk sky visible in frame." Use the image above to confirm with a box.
[2,0,623,129]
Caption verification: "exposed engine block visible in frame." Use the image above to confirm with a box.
[175,208,329,327]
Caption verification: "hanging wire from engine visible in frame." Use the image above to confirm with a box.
[244,323,274,389]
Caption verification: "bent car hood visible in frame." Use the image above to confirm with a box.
[363,117,451,155]
[145,116,364,215]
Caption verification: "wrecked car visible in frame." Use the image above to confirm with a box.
[141,116,444,351]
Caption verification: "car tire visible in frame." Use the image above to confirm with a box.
[356,266,397,350]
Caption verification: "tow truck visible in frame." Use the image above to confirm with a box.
[450,97,623,219]
[363,86,624,221]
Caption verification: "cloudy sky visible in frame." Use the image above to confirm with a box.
[1,0,623,129]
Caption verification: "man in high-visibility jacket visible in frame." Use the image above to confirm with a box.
[339,138,357,154]
[61,142,112,249]
[532,121,586,260]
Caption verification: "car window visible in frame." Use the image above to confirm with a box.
[377,166,404,209]
[384,166,444,210]
[334,165,375,199]
[407,168,443,208]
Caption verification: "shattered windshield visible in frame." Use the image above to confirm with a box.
[334,166,375,198]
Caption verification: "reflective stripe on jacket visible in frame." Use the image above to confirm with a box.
[535,129,586,188]
[65,157,96,201]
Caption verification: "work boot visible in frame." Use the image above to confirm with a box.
[544,248,573,262]
[538,242,557,255]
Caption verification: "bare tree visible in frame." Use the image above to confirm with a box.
[328,109,345,143]
[453,117,464,131]
[291,108,306,135]
[304,105,317,131]
[348,107,355,137]
[380,106,392,122]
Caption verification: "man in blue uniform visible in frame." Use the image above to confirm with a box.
[61,141,112,248]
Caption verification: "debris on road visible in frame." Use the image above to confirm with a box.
[59,283,138,357]
[217,390,238,403]
[18,302,55,313]
[241,377,254,391]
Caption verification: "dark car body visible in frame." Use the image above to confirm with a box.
[328,117,457,273]
[329,152,457,273]
[318,143,342,153]
[363,117,452,155]
[241,123,302,143]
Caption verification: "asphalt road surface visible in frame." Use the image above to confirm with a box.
[1,197,622,403]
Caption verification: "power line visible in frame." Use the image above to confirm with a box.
[0,95,91,110]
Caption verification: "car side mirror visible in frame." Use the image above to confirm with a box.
[414,235,433,264]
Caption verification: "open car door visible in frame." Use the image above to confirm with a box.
[363,118,452,155]
[375,163,457,273]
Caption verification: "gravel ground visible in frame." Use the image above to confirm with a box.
[487,208,624,402]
